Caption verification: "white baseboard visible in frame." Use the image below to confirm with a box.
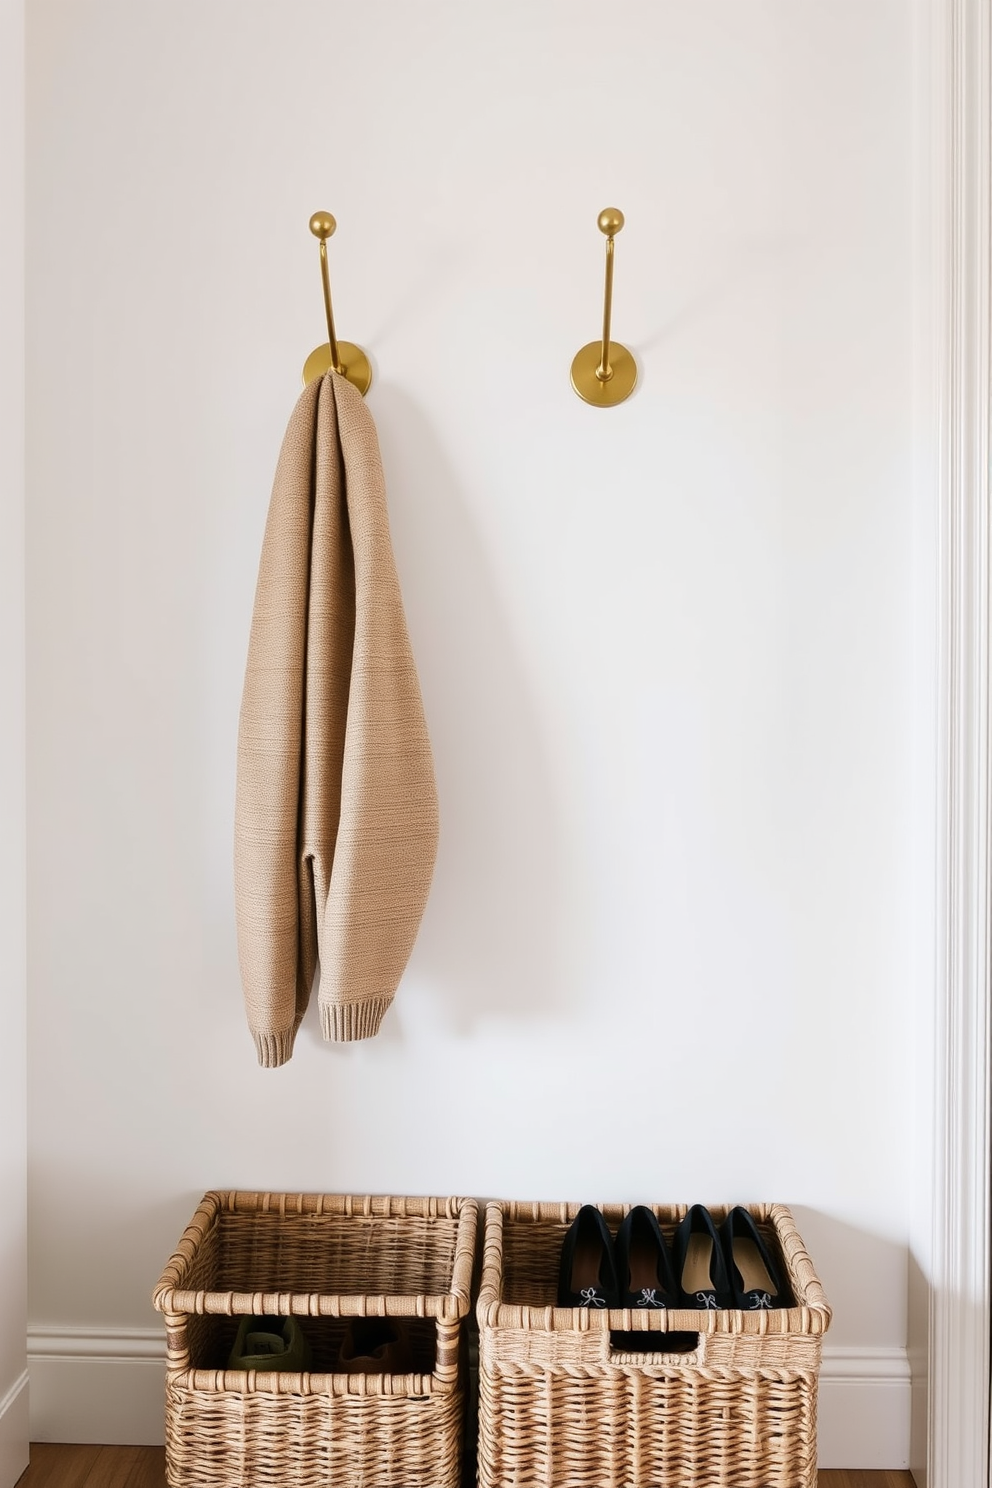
[0,1371,30,1488]
[27,1328,911,1467]
[817,1346,912,1470]
[28,1329,165,1447]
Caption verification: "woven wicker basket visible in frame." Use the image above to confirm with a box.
[153,1191,478,1488]
[476,1199,831,1488]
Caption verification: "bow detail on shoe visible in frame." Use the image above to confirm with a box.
[580,1287,608,1308]
[696,1291,719,1310]
[635,1288,667,1309]
[747,1291,774,1310]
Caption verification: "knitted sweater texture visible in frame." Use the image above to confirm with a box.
[234,372,439,1067]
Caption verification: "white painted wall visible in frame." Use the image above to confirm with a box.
[0,0,29,1482]
[25,0,926,1468]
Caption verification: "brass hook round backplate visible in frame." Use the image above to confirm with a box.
[302,342,373,392]
[570,342,637,407]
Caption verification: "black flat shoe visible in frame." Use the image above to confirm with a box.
[672,1204,734,1310]
[557,1204,620,1309]
[720,1206,792,1310]
[614,1205,679,1310]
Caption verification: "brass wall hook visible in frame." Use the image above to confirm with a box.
[302,211,373,394]
[570,208,637,408]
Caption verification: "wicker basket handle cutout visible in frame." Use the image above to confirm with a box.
[606,1327,704,1366]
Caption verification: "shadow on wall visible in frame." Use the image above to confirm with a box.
[359,382,570,1033]
[905,1242,929,1473]
[787,1204,908,1348]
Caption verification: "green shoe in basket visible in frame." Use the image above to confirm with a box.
[226,1315,312,1372]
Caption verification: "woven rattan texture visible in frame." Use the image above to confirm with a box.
[164,1380,466,1488]
[173,1209,458,1306]
[476,1200,830,1488]
[153,1192,477,1488]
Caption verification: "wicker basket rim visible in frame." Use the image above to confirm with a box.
[152,1191,479,1319]
[171,1365,456,1396]
[155,1288,474,1319]
[191,1190,472,1219]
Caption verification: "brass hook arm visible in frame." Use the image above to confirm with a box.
[597,208,623,382]
[310,211,342,375]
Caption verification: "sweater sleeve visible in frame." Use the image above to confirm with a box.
[313,377,440,1041]
[233,379,322,1068]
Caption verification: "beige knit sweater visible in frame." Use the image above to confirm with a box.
[234,372,439,1067]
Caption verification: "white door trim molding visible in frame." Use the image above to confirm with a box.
[927,0,992,1484]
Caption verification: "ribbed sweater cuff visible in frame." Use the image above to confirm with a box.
[252,1027,298,1068]
[319,996,392,1042]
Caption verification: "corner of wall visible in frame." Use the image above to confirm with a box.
[0,1375,29,1488]
[0,0,28,1475]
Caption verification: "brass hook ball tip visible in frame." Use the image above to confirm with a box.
[309,211,337,240]
[597,208,625,237]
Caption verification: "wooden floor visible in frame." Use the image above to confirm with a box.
[17,1448,163,1488]
[14,1445,917,1488]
